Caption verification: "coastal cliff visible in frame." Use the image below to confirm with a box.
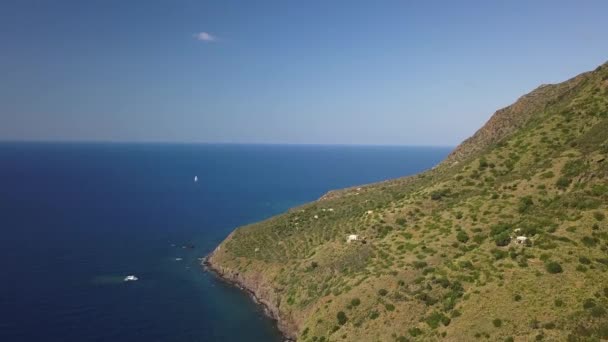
[205,233,299,340]
[205,61,608,341]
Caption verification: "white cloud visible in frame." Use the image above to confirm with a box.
[194,32,217,42]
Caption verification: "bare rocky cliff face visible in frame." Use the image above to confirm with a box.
[205,242,299,340]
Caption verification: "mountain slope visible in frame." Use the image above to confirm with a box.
[206,61,608,341]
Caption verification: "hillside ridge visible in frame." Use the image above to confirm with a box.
[206,61,608,341]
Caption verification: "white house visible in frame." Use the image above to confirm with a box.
[347,234,359,243]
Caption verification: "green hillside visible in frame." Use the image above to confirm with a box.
[206,61,608,341]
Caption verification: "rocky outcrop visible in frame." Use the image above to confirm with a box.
[204,248,299,341]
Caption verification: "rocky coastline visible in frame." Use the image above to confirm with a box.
[202,255,297,341]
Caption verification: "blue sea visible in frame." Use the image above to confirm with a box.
[0,143,450,342]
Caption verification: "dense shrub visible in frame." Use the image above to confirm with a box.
[556,177,571,190]
[456,231,469,243]
[493,318,502,327]
[408,327,422,337]
[594,211,606,221]
[430,189,450,201]
[581,236,598,247]
[590,305,606,317]
[473,234,487,244]
[492,249,508,260]
[543,322,556,329]
[583,298,596,309]
[378,289,388,296]
[350,298,361,307]
[579,256,591,264]
[540,171,555,179]
[417,293,438,306]
[413,261,428,269]
[562,159,587,178]
[337,311,348,325]
[518,196,534,213]
[494,231,511,246]
[425,311,449,329]
[545,261,563,274]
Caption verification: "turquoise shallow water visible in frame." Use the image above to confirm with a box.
[0,143,450,342]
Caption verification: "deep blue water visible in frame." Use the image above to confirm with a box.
[0,143,450,342]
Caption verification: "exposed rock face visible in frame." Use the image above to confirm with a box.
[205,243,299,340]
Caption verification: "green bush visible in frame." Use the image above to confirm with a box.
[518,196,534,213]
[430,188,450,201]
[456,231,469,243]
[425,311,449,329]
[408,327,422,337]
[583,298,596,309]
[494,231,511,246]
[556,177,571,190]
[337,311,348,325]
[581,236,598,247]
[413,261,427,269]
[493,249,508,260]
[543,322,556,329]
[590,305,606,317]
[479,157,489,169]
[416,293,438,306]
[385,303,395,311]
[545,261,563,274]
[493,318,502,327]
[378,289,388,296]
[540,171,555,179]
[594,211,606,221]
[562,159,587,178]
[350,298,361,307]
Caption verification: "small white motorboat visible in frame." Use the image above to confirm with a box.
[124,275,138,282]
[194,175,198,182]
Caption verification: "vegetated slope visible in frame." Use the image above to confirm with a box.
[206,61,608,341]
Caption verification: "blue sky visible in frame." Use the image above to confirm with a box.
[1,0,607,145]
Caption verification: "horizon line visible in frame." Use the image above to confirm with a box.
[0,139,455,148]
